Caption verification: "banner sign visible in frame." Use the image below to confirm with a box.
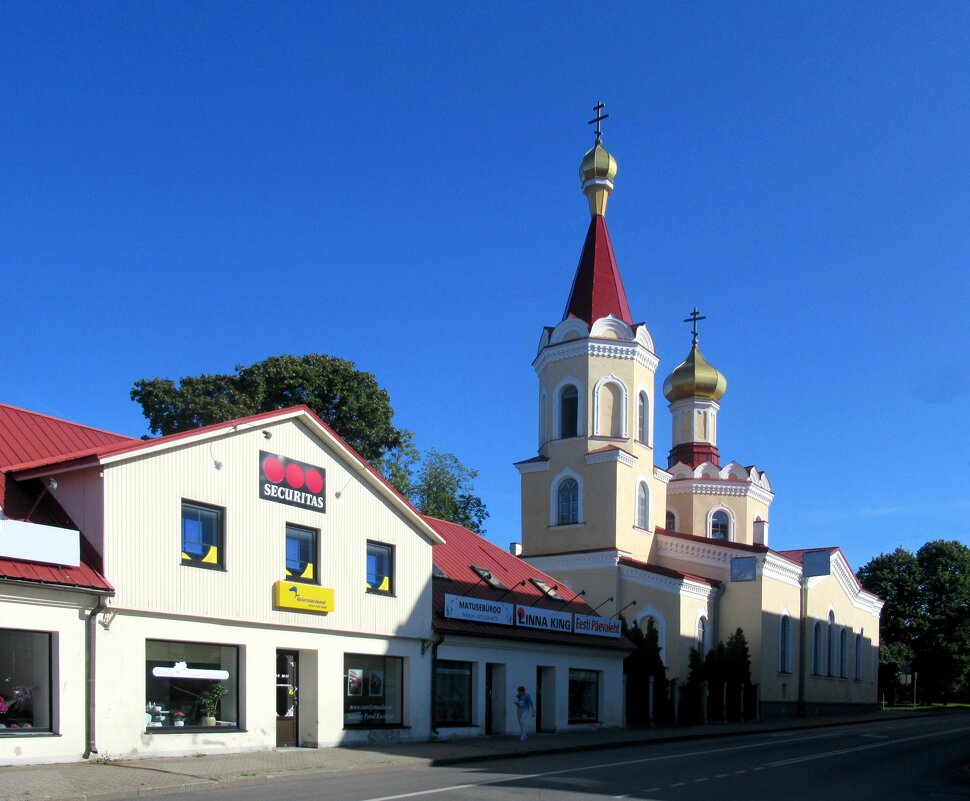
[573,614,622,638]
[730,556,757,582]
[444,594,514,625]
[515,604,574,633]
[274,580,335,614]
[260,451,326,512]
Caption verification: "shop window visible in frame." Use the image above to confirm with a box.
[145,640,239,730]
[0,630,51,733]
[285,524,317,582]
[557,479,579,525]
[181,501,224,569]
[344,654,403,727]
[366,541,394,594]
[568,669,599,723]
[434,660,472,726]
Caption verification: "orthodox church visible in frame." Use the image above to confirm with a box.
[517,117,882,716]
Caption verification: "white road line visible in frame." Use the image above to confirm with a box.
[669,781,686,787]
[766,724,970,768]
[715,773,730,778]
[693,777,709,782]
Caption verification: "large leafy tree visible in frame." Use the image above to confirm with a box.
[131,354,402,466]
[131,354,489,531]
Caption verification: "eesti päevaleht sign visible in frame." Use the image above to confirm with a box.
[259,451,326,512]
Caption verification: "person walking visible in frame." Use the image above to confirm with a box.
[513,685,535,741]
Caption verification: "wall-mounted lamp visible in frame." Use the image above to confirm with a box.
[46,477,58,490]
[557,589,586,609]
[591,595,614,614]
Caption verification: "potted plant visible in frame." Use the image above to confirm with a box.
[197,684,229,726]
[172,711,186,727]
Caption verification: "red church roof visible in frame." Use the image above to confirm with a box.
[562,216,634,326]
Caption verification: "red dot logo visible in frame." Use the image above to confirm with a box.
[517,607,525,622]
[285,463,305,489]
[263,456,284,483]
[305,469,324,495]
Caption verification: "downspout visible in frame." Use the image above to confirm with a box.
[429,632,444,736]
[83,596,108,759]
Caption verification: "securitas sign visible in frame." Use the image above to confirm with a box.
[444,594,514,626]
[573,614,622,638]
[260,451,326,512]
[515,604,574,633]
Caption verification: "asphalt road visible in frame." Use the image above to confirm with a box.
[124,712,970,801]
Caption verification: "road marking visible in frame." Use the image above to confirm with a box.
[669,781,686,787]
[358,724,970,801]
[766,725,970,768]
[693,777,709,782]
[715,773,730,778]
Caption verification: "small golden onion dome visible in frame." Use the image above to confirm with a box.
[580,143,618,184]
[663,342,728,402]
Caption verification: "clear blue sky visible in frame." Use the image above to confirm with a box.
[3,2,969,572]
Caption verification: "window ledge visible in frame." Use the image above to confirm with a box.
[0,730,58,738]
[145,726,244,734]
[549,522,584,529]
[365,589,396,597]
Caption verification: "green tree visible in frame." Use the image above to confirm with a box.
[411,449,489,535]
[131,354,402,466]
[621,617,667,724]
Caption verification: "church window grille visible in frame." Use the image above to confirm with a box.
[779,614,792,673]
[557,479,579,525]
[710,510,729,541]
[636,482,649,529]
[812,621,823,675]
[559,385,579,439]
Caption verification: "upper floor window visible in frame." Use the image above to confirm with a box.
[710,510,729,541]
[559,385,579,438]
[665,511,676,531]
[366,541,394,594]
[182,501,224,569]
[636,482,649,529]
[557,478,579,525]
[637,391,649,444]
[285,525,317,583]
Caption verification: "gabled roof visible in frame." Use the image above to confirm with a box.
[426,516,631,651]
[562,216,633,326]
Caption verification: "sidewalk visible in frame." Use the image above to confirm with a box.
[0,711,936,801]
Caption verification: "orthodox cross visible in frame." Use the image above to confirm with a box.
[588,101,609,144]
[684,307,706,343]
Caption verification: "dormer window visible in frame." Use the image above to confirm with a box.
[470,565,507,590]
[529,578,561,599]
[559,385,579,438]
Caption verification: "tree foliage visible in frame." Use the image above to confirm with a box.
[131,354,402,466]
[858,540,970,703]
[131,354,489,533]
[622,616,668,724]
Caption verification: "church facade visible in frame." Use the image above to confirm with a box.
[518,127,882,717]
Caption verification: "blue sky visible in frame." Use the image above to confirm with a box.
[3,2,969,571]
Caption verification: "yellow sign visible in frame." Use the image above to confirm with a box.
[274,581,335,614]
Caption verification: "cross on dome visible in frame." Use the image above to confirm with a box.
[588,101,609,144]
[684,307,706,344]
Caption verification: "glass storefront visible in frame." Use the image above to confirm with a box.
[145,640,239,730]
[433,660,472,726]
[0,630,51,733]
[568,668,599,723]
[343,654,403,727]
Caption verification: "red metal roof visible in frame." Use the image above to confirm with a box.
[617,555,721,588]
[0,556,113,593]
[655,527,770,554]
[426,516,630,650]
[562,216,634,326]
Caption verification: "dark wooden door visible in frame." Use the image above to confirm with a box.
[276,650,298,747]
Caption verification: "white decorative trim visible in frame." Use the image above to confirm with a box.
[585,448,637,467]
[590,314,634,341]
[551,376,584,439]
[618,563,716,602]
[550,467,584,527]
[655,531,741,571]
[549,317,590,345]
[592,374,629,438]
[515,459,550,475]
[666,477,775,507]
[635,324,656,353]
[534,338,659,375]
[524,550,624,573]
[762,553,802,589]
[653,466,672,484]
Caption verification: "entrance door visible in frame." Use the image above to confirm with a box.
[536,666,555,733]
[276,650,298,747]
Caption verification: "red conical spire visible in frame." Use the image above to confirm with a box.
[562,216,634,326]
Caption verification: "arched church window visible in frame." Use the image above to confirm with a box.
[665,511,676,531]
[779,614,792,673]
[559,385,579,439]
[557,478,579,525]
[637,391,649,444]
[710,510,729,541]
[636,482,649,529]
[839,627,848,678]
[827,611,836,677]
[854,632,863,680]
[696,616,707,659]
[812,621,823,675]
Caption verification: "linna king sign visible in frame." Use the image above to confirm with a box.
[259,451,326,512]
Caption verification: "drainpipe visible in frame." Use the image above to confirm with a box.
[429,632,444,736]
[83,596,108,759]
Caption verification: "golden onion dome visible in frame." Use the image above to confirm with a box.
[663,342,728,402]
[580,143,618,184]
